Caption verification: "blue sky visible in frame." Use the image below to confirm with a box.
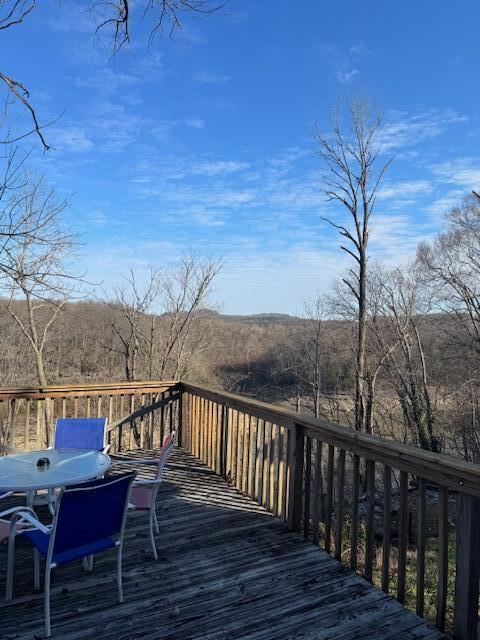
[3,1,480,313]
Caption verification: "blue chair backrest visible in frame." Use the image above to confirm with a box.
[52,473,135,555]
[54,418,107,451]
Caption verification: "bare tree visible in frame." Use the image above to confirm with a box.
[0,171,78,386]
[93,0,227,55]
[314,99,392,433]
[370,264,440,451]
[418,194,480,354]
[290,296,328,418]
[0,0,225,150]
[106,267,162,381]
[156,254,221,379]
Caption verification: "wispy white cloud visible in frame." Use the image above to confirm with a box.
[185,117,206,129]
[377,180,433,200]
[315,40,368,84]
[50,125,95,153]
[193,70,231,84]
[335,68,359,83]
[378,109,467,153]
[430,158,480,188]
[190,160,249,176]
[427,190,466,216]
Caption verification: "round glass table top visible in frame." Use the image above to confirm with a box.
[0,449,111,491]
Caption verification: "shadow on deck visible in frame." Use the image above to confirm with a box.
[0,448,445,640]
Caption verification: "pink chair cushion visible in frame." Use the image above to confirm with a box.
[162,434,174,449]
[0,520,9,543]
[130,435,174,510]
[0,519,27,543]
[130,486,154,509]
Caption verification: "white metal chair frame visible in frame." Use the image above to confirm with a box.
[6,475,134,638]
[111,432,175,560]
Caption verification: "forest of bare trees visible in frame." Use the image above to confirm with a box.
[0,3,479,471]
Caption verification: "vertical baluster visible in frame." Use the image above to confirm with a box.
[97,395,103,418]
[74,397,78,418]
[147,393,153,449]
[242,414,250,494]
[255,418,265,503]
[287,425,304,532]
[36,399,42,449]
[8,399,16,451]
[312,440,323,546]
[62,397,66,419]
[364,459,376,582]
[416,477,426,615]
[108,394,113,424]
[169,389,174,436]
[25,399,31,450]
[303,436,312,539]
[226,406,233,476]
[160,391,165,445]
[199,397,205,462]
[324,444,334,553]
[208,399,214,469]
[215,403,222,474]
[262,421,271,506]
[335,449,346,561]
[436,486,449,631]
[247,415,256,497]
[139,394,145,449]
[129,395,135,450]
[220,404,227,477]
[86,396,91,418]
[350,454,360,571]
[382,465,392,593]
[397,470,409,603]
[269,422,276,513]
[238,413,246,492]
[277,427,286,521]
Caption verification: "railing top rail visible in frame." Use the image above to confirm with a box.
[182,381,480,497]
[0,381,179,400]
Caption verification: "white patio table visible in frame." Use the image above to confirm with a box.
[0,449,111,507]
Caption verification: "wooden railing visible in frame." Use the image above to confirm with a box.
[4,379,480,639]
[180,382,480,640]
[0,381,179,453]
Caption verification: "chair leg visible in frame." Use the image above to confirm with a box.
[82,555,94,572]
[44,565,52,638]
[116,545,123,604]
[149,509,158,560]
[152,503,159,534]
[34,549,40,590]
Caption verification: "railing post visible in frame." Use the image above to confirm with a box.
[454,493,480,640]
[287,423,304,532]
[177,386,183,448]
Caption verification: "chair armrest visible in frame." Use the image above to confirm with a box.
[0,505,36,519]
[133,479,163,486]
[103,444,111,454]
[9,509,50,534]
[110,458,159,466]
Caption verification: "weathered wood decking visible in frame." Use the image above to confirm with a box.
[0,448,445,640]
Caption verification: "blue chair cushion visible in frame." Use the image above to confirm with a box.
[24,529,116,566]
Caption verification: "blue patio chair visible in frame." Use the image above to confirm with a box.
[54,417,110,453]
[6,472,136,638]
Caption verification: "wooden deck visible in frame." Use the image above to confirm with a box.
[0,448,445,640]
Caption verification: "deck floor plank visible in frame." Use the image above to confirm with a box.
[0,448,445,640]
